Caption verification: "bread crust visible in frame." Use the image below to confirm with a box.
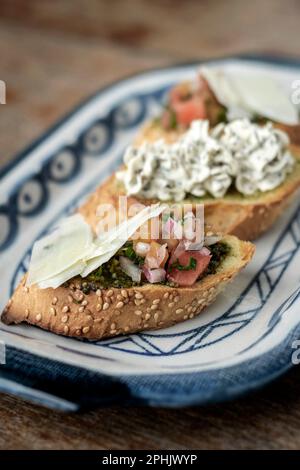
[1,235,254,340]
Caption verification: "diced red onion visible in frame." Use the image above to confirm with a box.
[143,267,166,283]
[157,243,168,267]
[119,256,142,283]
[187,240,204,251]
[199,246,211,256]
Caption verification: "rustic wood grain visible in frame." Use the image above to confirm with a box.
[1,366,300,450]
[0,0,300,450]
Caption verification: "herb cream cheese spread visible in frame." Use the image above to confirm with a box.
[117,119,294,200]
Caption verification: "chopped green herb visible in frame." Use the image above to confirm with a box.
[204,242,230,275]
[171,256,197,271]
[121,243,144,266]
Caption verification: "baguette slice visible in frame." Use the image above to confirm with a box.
[2,235,254,340]
[79,123,300,240]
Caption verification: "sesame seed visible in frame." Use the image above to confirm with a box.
[116,301,124,309]
[61,315,68,323]
[183,315,188,320]
[176,308,183,315]
[134,310,142,316]
[86,315,93,321]
[96,303,102,311]
[111,322,116,330]
[94,318,103,323]
[25,309,29,318]
[151,304,158,311]
[67,295,73,303]
[110,329,117,335]
[77,293,84,301]
[189,313,194,319]
[187,306,193,313]
[145,313,151,320]
[78,306,85,313]
[35,313,42,321]
[82,326,90,334]
[76,329,81,335]
[64,325,69,334]
[158,321,164,326]
[140,299,146,304]
[103,302,109,310]
[62,305,69,313]
[168,302,174,308]
[52,297,58,305]
[143,323,149,328]
[174,296,180,303]
[82,300,88,306]
[163,292,169,299]
[192,307,197,313]
[121,290,128,298]
[124,326,130,332]
[154,313,159,321]
[107,289,114,297]
[135,292,143,300]
[153,299,160,305]
[209,288,215,294]
[96,289,102,297]
[117,294,123,301]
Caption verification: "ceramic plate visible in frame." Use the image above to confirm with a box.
[1,55,300,410]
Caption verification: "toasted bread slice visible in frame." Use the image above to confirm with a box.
[78,122,300,240]
[2,235,254,340]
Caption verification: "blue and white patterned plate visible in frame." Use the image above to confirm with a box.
[1,55,300,410]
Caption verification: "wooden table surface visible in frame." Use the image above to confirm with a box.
[1,0,300,450]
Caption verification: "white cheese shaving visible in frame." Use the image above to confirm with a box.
[201,67,299,126]
[27,214,95,286]
[27,204,165,289]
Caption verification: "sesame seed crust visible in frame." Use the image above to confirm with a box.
[1,235,254,340]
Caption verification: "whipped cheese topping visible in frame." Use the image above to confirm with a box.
[117,119,294,200]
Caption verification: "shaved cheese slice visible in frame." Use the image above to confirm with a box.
[232,75,299,125]
[201,67,299,125]
[81,249,117,278]
[27,214,95,286]
[38,260,86,289]
[82,203,165,277]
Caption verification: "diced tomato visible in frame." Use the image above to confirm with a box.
[167,248,211,287]
[172,97,207,126]
[169,80,207,126]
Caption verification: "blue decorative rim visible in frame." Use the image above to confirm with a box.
[1,53,300,410]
